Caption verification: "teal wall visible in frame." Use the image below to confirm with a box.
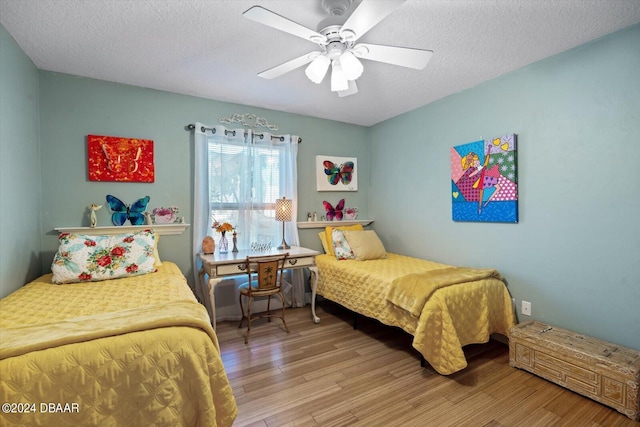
[0,24,41,299]
[2,19,638,351]
[369,24,640,350]
[38,72,369,289]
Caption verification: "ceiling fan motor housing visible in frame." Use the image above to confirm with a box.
[317,0,357,39]
[316,24,354,57]
[321,0,353,16]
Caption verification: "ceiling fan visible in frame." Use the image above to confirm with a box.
[243,0,433,97]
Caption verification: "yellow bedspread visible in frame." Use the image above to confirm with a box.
[316,254,516,375]
[387,267,503,317]
[0,262,237,427]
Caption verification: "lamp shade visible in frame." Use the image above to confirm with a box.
[339,51,363,81]
[330,60,349,92]
[275,197,293,222]
[305,54,331,84]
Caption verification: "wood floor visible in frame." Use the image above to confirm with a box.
[216,301,639,427]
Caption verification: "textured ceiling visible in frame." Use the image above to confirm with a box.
[2,0,640,126]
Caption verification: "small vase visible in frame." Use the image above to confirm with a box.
[218,231,228,254]
[232,232,238,253]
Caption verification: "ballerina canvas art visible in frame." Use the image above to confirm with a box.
[451,134,518,223]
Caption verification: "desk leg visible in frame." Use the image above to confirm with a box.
[309,265,320,324]
[208,277,223,331]
[198,267,212,323]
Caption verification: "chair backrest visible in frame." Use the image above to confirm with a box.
[243,253,289,292]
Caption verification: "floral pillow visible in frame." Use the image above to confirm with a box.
[324,224,363,257]
[51,229,157,284]
[331,228,355,260]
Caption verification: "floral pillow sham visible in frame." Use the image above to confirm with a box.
[331,228,355,260]
[51,229,157,284]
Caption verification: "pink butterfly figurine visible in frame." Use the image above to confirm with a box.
[323,199,345,221]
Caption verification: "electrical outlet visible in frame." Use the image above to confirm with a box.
[521,301,532,316]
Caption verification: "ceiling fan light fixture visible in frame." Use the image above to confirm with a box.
[330,60,349,92]
[339,51,363,80]
[305,54,331,84]
[243,2,432,97]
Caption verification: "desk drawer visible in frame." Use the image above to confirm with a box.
[216,263,245,276]
[284,256,315,268]
[214,256,315,276]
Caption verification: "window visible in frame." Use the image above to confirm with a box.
[193,123,301,307]
[207,138,284,247]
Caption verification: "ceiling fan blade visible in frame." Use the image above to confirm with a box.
[340,0,406,42]
[243,6,327,44]
[258,52,319,79]
[338,80,358,98]
[354,43,433,70]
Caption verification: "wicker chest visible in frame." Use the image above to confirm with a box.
[509,321,640,420]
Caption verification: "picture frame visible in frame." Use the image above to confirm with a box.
[316,155,358,192]
[88,134,154,182]
[451,134,518,223]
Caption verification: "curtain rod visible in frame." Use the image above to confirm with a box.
[186,124,301,144]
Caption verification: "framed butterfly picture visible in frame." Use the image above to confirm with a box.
[316,155,358,191]
[88,135,155,182]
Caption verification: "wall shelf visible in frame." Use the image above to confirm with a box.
[297,220,373,229]
[54,223,189,236]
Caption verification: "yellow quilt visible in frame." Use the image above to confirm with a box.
[316,254,516,375]
[387,267,503,317]
[0,262,237,427]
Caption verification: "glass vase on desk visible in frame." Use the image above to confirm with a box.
[218,231,229,254]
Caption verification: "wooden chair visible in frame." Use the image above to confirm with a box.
[238,253,290,344]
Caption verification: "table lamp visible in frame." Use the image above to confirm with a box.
[275,197,292,249]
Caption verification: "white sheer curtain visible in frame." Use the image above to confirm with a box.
[193,122,303,322]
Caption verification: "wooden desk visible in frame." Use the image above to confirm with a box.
[198,246,320,330]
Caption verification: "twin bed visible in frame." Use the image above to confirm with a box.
[0,224,515,426]
[0,230,237,427]
[312,226,517,375]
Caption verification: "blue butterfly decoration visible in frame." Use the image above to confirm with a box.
[106,195,150,226]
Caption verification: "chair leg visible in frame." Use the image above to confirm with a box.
[267,295,272,322]
[278,292,290,334]
[238,293,245,329]
[244,296,253,344]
